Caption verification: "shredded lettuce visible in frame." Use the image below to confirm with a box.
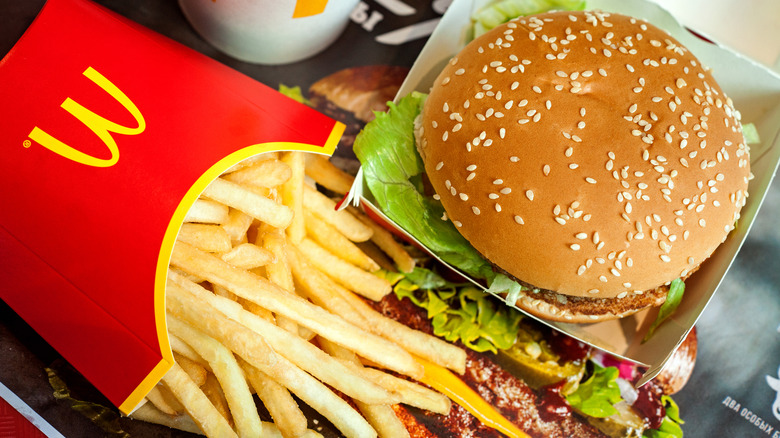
[644,396,684,438]
[385,267,523,353]
[565,364,623,418]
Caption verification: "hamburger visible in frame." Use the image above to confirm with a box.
[355,9,751,322]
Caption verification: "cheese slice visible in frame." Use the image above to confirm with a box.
[417,357,531,438]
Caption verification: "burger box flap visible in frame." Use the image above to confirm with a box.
[0,0,343,414]
[346,0,780,385]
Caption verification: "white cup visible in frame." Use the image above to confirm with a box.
[179,0,359,65]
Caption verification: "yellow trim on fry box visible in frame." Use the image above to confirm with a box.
[417,357,531,438]
[118,132,342,414]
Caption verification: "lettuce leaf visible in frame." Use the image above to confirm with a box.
[643,278,685,342]
[644,396,684,438]
[387,267,523,353]
[565,364,623,418]
[472,0,587,38]
[353,93,494,281]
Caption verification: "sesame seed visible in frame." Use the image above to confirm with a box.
[467,172,476,181]
[495,203,502,212]
[472,206,481,215]
[435,161,444,170]
[510,156,520,162]
[599,275,608,283]
[493,179,503,185]
[577,266,587,275]
[455,68,465,75]
[459,193,469,201]
[489,193,499,199]
[543,164,550,175]
[533,86,542,93]
[555,217,566,225]
[500,188,512,194]
[570,244,581,250]
[526,190,535,201]
[660,254,671,262]
[454,221,462,227]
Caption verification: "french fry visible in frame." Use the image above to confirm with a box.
[304,154,355,195]
[202,178,293,228]
[351,208,416,273]
[129,402,204,435]
[304,211,380,272]
[174,352,208,387]
[220,243,275,270]
[165,283,377,438]
[168,316,264,438]
[184,199,229,224]
[168,273,394,405]
[239,357,308,438]
[160,363,238,438]
[327,278,467,375]
[177,223,232,253]
[319,338,410,438]
[280,152,305,244]
[286,246,369,327]
[131,402,323,438]
[296,238,391,301]
[169,334,211,371]
[169,241,423,379]
[257,225,312,339]
[222,153,278,175]
[213,284,239,302]
[303,185,372,242]
[357,366,451,415]
[222,209,255,245]
[200,372,233,427]
[144,385,179,416]
[223,159,292,189]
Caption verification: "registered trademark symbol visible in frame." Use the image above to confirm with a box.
[23,139,31,148]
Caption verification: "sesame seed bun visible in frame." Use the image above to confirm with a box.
[418,10,750,321]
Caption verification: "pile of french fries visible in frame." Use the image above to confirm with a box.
[130,152,468,438]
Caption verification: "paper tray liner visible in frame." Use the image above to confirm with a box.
[0,0,343,414]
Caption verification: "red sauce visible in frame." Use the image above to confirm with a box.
[547,329,591,363]
[633,380,666,429]
[538,380,573,422]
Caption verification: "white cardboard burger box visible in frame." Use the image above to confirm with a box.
[346,0,780,384]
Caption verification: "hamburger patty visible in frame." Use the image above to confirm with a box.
[372,293,608,438]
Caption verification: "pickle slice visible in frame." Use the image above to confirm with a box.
[495,323,586,395]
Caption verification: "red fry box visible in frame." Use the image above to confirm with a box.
[0,0,343,414]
